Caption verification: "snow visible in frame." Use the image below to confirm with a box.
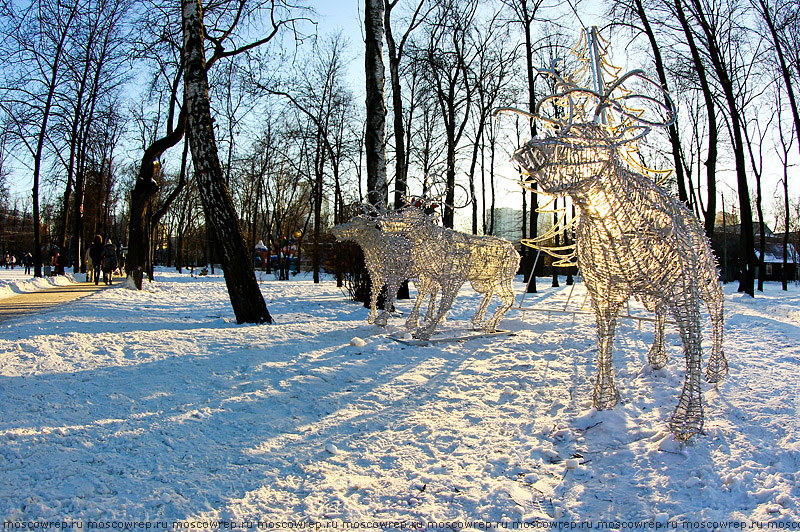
[1,267,799,524]
[0,268,76,299]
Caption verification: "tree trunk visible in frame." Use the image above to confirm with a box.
[688,0,755,295]
[782,162,789,291]
[365,0,387,210]
[674,0,717,238]
[182,0,272,324]
[30,8,78,277]
[523,4,538,294]
[527,187,538,293]
[467,117,485,235]
[127,115,185,289]
[634,0,690,206]
[444,137,457,229]
[385,5,406,210]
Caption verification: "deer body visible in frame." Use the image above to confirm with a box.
[381,208,520,340]
[515,126,727,441]
[332,216,437,329]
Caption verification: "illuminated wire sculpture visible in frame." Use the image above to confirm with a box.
[380,206,521,340]
[332,215,438,329]
[509,27,727,441]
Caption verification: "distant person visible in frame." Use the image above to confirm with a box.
[23,252,33,275]
[54,252,65,275]
[84,247,94,283]
[101,239,118,285]
[89,235,104,285]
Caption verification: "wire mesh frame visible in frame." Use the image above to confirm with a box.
[378,206,521,340]
[331,215,438,330]
[507,27,728,442]
[514,131,728,442]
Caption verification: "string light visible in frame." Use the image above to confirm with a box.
[332,215,437,329]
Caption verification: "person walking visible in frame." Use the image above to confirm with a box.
[101,239,118,285]
[23,252,33,275]
[89,235,104,285]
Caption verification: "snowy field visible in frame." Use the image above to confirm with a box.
[0,267,799,526]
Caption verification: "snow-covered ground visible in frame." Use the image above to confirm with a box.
[0,267,76,299]
[0,268,798,525]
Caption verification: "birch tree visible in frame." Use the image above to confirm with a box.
[181,0,299,323]
[365,0,389,210]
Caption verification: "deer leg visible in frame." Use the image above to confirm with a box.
[647,305,669,370]
[705,290,728,383]
[592,297,624,410]
[471,282,491,330]
[484,274,516,332]
[367,274,383,324]
[420,283,440,327]
[414,278,462,340]
[406,279,426,330]
[375,279,400,327]
[668,303,704,441]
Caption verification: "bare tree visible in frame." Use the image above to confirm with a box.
[385,0,431,210]
[501,0,547,293]
[742,106,774,291]
[686,0,757,296]
[127,0,187,288]
[774,88,796,290]
[416,0,478,228]
[58,0,130,272]
[266,32,357,282]
[609,0,692,207]
[752,0,800,161]
[181,0,299,323]
[464,10,517,235]
[0,0,81,277]
[669,0,721,238]
[406,71,446,197]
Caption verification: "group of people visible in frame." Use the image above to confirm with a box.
[1,238,122,282]
[2,252,34,274]
[87,235,119,285]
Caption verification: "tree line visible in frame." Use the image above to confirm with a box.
[0,0,798,322]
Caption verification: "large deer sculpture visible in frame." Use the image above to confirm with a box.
[510,67,727,441]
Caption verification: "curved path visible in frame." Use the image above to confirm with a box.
[0,281,108,323]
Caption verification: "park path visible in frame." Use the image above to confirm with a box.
[0,281,108,323]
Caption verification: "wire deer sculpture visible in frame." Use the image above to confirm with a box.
[332,212,438,329]
[509,62,727,441]
[380,205,520,341]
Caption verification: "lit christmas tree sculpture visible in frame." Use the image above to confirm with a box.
[510,27,727,441]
